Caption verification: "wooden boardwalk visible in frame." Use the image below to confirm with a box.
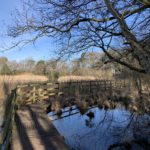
[11,103,69,150]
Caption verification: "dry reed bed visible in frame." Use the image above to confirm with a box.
[58,75,113,83]
[0,74,48,83]
[0,74,48,101]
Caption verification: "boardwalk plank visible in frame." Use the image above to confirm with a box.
[11,104,69,150]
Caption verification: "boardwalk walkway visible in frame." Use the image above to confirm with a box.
[11,103,69,150]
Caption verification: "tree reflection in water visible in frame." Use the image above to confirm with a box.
[49,107,150,150]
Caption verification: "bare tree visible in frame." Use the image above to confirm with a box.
[5,0,150,74]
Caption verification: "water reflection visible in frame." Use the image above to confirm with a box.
[48,107,150,150]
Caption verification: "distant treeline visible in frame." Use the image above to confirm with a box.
[0,52,126,80]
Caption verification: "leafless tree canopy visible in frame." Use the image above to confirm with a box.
[7,0,150,74]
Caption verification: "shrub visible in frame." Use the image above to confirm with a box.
[0,64,12,75]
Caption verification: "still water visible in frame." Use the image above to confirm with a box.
[48,107,150,150]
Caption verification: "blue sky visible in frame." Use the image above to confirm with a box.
[0,1,131,62]
[0,0,56,61]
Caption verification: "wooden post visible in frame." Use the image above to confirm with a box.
[16,87,22,108]
[69,81,71,96]
[55,82,59,96]
[0,88,17,150]
[110,81,112,97]
[124,80,126,87]
[38,87,42,100]
[90,81,91,94]
[32,86,36,103]
[104,81,107,90]
[57,82,59,92]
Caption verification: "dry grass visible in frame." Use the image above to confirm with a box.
[58,75,112,82]
[0,73,48,101]
[58,76,97,82]
[0,73,48,83]
[83,69,114,79]
[58,70,113,82]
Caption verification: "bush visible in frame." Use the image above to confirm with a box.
[0,64,12,75]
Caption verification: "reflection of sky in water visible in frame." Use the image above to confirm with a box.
[48,108,135,150]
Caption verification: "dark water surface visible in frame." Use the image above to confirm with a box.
[48,107,150,150]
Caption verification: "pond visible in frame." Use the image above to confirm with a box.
[48,106,150,150]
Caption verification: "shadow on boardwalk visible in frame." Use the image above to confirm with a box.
[15,113,34,150]
[12,104,69,150]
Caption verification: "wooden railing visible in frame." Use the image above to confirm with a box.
[0,89,16,150]
[59,80,129,96]
[15,80,129,105]
[15,82,59,106]
[0,79,129,149]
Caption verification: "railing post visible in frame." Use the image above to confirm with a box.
[38,87,41,100]
[90,81,91,94]
[55,82,59,96]
[33,86,36,103]
[110,81,112,96]
[104,80,107,90]
[16,87,22,108]
[124,80,126,87]
[0,89,17,150]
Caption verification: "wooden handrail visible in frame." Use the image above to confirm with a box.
[0,79,128,150]
[0,89,16,150]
